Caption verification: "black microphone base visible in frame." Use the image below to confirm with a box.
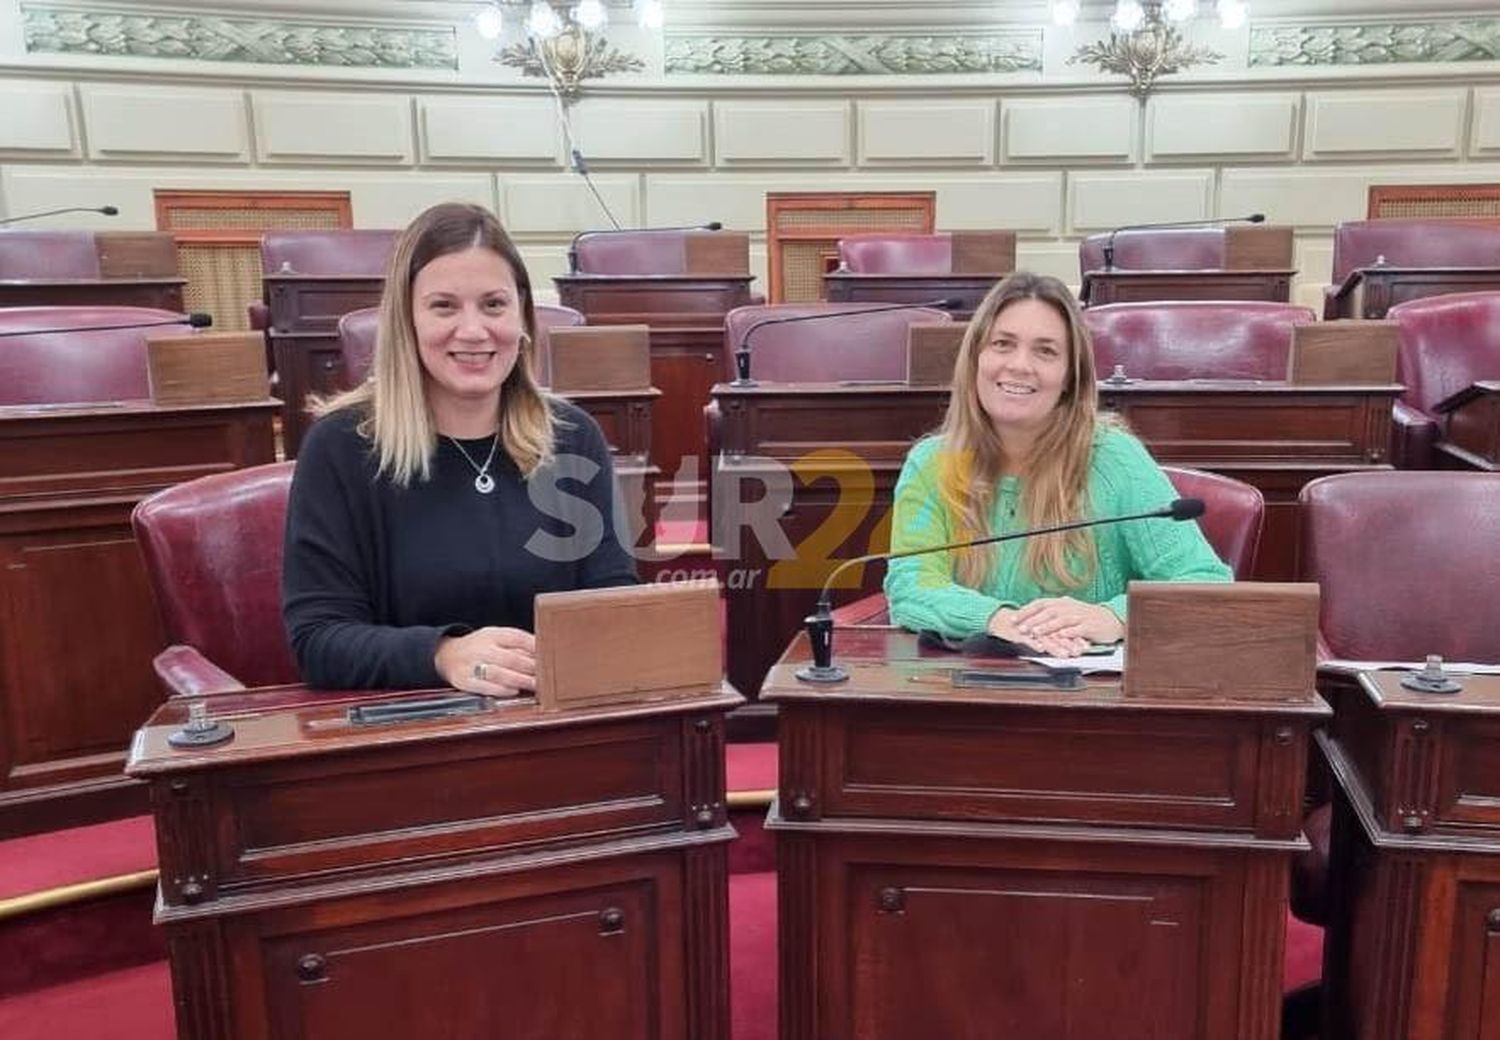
[729,376,758,388]
[795,662,849,684]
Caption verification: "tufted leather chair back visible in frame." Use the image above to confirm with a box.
[723,303,954,382]
[132,462,301,688]
[0,306,195,405]
[337,303,585,387]
[1079,227,1227,278]
[260,230,398,277]
[839,234,955,275]
[0,229,101,279]
[1330,219,1500,284]
[1387,291,1500,417]
[1302,472,1500,662]
[1084,301,1315,381]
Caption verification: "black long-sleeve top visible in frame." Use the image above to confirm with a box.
[281,400,639,689]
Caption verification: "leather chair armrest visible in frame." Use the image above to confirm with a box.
[1391,401,1438,470]
[247,301,269,331]
[153,645,248,698]
[1290,803,1333,926]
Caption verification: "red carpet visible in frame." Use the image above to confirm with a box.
[0,816,155,900]
[727,742,777,793]
[0,961,174,1040]
[730,871,777,1040]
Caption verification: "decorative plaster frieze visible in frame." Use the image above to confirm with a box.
[1250,19,1500,67]
[21,5,458,70]
[663,32,1042,76]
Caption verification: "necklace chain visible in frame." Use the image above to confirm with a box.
[446,433,500,494]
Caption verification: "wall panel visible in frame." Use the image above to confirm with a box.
[1303,89,1468,159]
[571,99,709,164]
[420,96,559,164]
[1068,170,1213,232]
[857,101,996,166]
[0,80,76,157]
[1147,94,1299,161]
[253,92,414,164]
[1474,88,1500,158]
[80,85,248,162]
[501,174,640,234]
[715,102,851,166]
[1003,97,1137,163]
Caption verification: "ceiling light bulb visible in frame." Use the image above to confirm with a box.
[1163,0,1198,21]
[1217,0,1248,29]
[1051,0,1080,26]
[1111,0,1145,32]
[635,0,665,30]
[526,1,563,38]
[473,3,503,40]
[574,0,607,30]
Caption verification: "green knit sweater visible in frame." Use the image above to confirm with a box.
[883,425,1233,639]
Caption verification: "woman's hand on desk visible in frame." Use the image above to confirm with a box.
[435,627,537,697]
[987,607,1089,658]
[1012,598,1124,649]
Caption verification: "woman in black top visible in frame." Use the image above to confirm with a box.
[281,203,638,693]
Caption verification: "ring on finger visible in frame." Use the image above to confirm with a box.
[473,661,489,682]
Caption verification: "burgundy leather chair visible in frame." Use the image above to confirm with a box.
[1386,291,1500,469]
[721,302,953,383]
[1329,219,1500,287]
[838,234,958,275]
[571,230,708,276]
[1293,471,1500,925]
[0,305,194,405]
[1079,227,1228,278]
[831,465,1264,626]
[132,462,300,696]
[248,229,399,331]
[0,229,101,279]
[1084,301,1315,381]
[337,303,585,387]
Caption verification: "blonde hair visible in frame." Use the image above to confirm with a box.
[314,203,555,485]
[936,271,1107,590]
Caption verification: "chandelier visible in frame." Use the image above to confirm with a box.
[473,1,665,101]
[1055,0,1248,99]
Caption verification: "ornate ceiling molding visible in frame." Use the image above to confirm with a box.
[663,32,1043,76]
[20,4,459,69]
[1250,18,1500,65]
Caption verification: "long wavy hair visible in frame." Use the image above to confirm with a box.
[935,271,1105,590]
[314,202,554,485]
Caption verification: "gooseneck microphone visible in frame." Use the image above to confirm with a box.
[0,311,212,338]
[566,221,726,274]
[1102,213,1265,271]
[0,205,119,226]
[732,298,961,387]
[795,497,1207,684]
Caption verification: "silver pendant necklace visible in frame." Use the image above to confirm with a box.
[446,433,500,494]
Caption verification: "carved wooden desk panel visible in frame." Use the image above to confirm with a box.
[264,275,385,456]
[1081,270,1294,307]
[1099,381,1401,581]
[1325,267,1500,320]
[712,381,1397,704]
[1319,672,1500,1040]
[127,684,740,1040]
[822,273,1001,319]
[556,276,754,512]
[564,387,662,549]
[0,401,277,836]
[764,629,1326,1040]
[711,384,948,704]
[0,277,187,311]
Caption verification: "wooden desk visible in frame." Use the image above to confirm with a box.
[127,682,739,1040]
[0,277,186,311]
[567,387,663,549]
[263,274,385,456]
[712,380,1398,706]
[556,275,754,513]
[1318,670,1500,1040]
[1323,266,1500,320]
[822,272,1001,319]
[1435,381,1500,472]
[0,399,277,836]
[1099,380,1401,580]
[765,628,1327,1040]
[1081,269,1295,306]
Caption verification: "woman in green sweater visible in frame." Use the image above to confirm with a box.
[884,271,1231,657]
